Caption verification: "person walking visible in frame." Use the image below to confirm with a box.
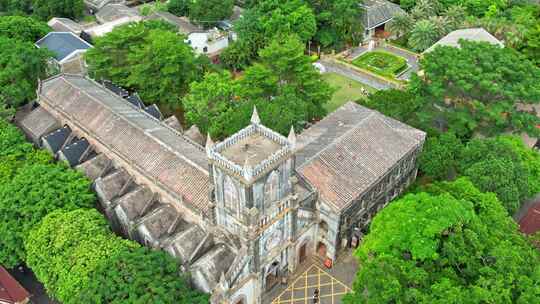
[313,288,320,303]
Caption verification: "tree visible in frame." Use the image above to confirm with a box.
[0,0,32,14]
[234,0,317,62]
[127,30,200,109]
[0,163,95,268]
[418,132,462,180]
[220,40,255,72]
[0,16,50,42]
[0,37,50,107]
[308,0,364,49]
[86,22,201,111]
[410,0,442,20]
[79,247,210,304]
[408,19,440,51]
[344,178,540,303]
[387,13,414,38]
[240,35,332,134]
[359,89,424,125]
[184,71,241,139]
[522,21,540,66]
[410,40,540,138]
[458,136,532,215]
[32,0,85,21]
[189,0,234,27]
[25,209,134,303]
[443,5,467,30]
[168,0,190,16]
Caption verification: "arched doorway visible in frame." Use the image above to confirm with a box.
[298,242,307,265]
[265,261,280,291]
[317,242,327,259]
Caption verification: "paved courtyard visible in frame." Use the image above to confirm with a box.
[271,264,351,304]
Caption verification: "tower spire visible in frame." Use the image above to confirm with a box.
[288,125,296,149]
[250,105,261,124]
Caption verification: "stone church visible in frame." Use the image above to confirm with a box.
[17,74,425,304]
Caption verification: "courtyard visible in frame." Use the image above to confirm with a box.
[321,73,375,113]
[352,51,408,78]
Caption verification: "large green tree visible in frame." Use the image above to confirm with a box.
[418,132,462,181]
[79,247,210,304]
[0,37,50,107]
[408,19,440,51]
[410,40,540,138]
[0,15,50,42]
[188,0,234,27]
[25,209,134,303]
[185,35,332,138]
[86,22,202,111]
[307,0,364,49]
[234,0,317,63]
[344,178,540,303]
[32,0,85,20]
[0,162,95,268]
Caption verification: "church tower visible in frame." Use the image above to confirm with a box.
[206,107,298,296]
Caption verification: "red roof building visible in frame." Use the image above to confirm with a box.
[0,266,30,304]
[519,201,540,235]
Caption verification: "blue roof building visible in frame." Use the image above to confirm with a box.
[35,32,92,64]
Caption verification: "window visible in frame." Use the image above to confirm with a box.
[203,46,208,53]
[224,176,237,210]
[264,171,279,203]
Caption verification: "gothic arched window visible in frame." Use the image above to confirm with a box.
[224,176,237,209]
[265,171,279,203]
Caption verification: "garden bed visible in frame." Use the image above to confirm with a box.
[352,51,408,78]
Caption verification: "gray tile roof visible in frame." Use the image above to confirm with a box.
[423,28,504,53]
[85,0,123,10]
[35,32,92,62]
[42,125,71,154]
[296,102,425,210]
[18,106,60,143]
[47,18,83,35]
[96,4,140,24]
[38,74,212,216]
[146,11,203,35]
[360,0,404,30]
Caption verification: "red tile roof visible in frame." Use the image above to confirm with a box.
[0,266,30,304]
[519,202,540,235]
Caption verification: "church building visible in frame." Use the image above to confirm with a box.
[17,74,425,304]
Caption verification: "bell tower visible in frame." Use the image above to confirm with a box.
[206,107,299,294]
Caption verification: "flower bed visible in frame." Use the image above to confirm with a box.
[351,51,408,78]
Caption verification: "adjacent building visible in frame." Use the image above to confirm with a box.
[360,0,405,41]
[35,32,93,74]
[17,74,425,304]
[423,27,503,53]
[0,266,30,304]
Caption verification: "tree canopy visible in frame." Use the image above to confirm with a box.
[85,22,204,112]
[0,15,50,42]
[32,0,85,21]
[0,161,95,268]
[0,37,50,107]
[410,40,540,138]
[188,0,234,27]
[184,35,332,138]
[344,178,540,304]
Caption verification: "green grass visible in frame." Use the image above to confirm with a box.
[322,73,376,113]
[352,51,408,78]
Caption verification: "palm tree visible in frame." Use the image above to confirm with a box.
[388,13,414,38]
[411,0,442,20]
[408,19,440,52]
[429,16,451,36]
[444,5,467,31]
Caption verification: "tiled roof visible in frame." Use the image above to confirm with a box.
[146,11,203,35]
[0,266,30,304]
[519,201,540,234]
[47,18,83,35]
[96,4,140,23]
[424,28,504,53]
[85,0,123,10]
[360,0,404,29]
[38,74,212,217]
[35,32,92,62]
[18,106,60,142]
[297,102,425,210]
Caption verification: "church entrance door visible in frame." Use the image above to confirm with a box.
[299,243,307,264]
[317,242,327,259]
[265,261,280,291]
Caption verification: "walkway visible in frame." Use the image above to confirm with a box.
[318,59,396,90]
[264,250,359,304]
[271,265,350,304]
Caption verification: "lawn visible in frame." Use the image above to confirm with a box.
[322,73,376,113]
[352,51,408,78]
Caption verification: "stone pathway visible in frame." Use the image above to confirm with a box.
[318,59,396,90]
